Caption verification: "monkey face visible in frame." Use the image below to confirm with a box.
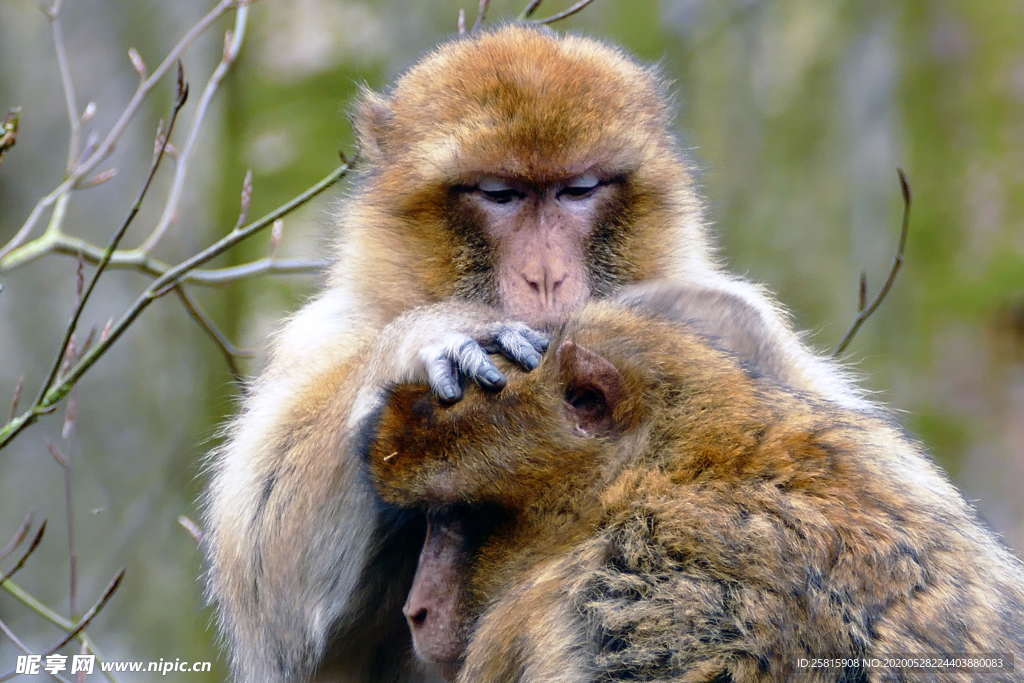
[447,173,612,322]
[350,25,697,320]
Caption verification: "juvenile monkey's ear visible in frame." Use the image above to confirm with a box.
[557,340,624,436]
[351,86,392,163]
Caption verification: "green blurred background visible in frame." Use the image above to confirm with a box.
[1,1,1022,679]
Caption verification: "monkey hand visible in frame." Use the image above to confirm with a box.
[375,303,550,404]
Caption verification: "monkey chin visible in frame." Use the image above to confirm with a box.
[419,658,462,683]
[409,637,463,683]
[408,631,465,673]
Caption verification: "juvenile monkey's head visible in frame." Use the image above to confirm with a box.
[365,309,646,672]
[344,25,707,323]
[365,304,755,674]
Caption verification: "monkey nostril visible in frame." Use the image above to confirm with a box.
[522,273,541,294]
[408,607,428,628]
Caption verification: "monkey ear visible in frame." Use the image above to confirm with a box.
[351,86,392,164]
[557,341,624,436]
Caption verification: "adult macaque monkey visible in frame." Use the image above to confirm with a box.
[204,25,868,682]
[367,302,1024,682]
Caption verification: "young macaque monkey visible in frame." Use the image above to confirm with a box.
[366,302,1024,682]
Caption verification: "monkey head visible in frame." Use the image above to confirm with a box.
[344,26,706,324]
[364,305,707,673]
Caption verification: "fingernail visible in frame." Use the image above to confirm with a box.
[523,353,540,370]
[439,383,460,402]
[483,368,506,387]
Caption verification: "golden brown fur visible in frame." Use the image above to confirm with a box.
[369,302,1024,682]
[205,25,874,682]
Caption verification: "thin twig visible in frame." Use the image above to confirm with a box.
[457,8,467,34]
[174,286,252,381]
[34,63,189,408]
[232,169,254,232]
[833,169,912,356]
[0,161,349,451]
[0,579,116,683]
[0,570,125,682]
[44,570,124,657]
[0,619,71,683]
[0,522,46,585]
[177,515,203,545]
[518,0,544,19]
[7,377,24,422]
[139,3,250,252]
[47,0,80,171]
[48,440,78,618]
[528,0,596,25]
[471,0,491,31]
[1,231,325,284]
[0,513,33,562]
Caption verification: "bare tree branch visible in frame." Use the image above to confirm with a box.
[35,64,190,409]
[0,159,349,450]
[139,4,250,252]
[0,580,116,683]
[833,169,912,357]
[43,570,124,658]
[46,0,81,171]
[0,619,71,683]
[1,232,325,285]
[174,286,253,382]
[0,0,239,262]
[0,570,125,682]
[0,522,46,585]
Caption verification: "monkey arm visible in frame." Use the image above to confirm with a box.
[203,291,400,683]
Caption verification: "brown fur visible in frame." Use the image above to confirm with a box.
[205,25,872,682]
[369,302,1024,682]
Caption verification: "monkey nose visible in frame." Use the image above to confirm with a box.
[521,268,567,307]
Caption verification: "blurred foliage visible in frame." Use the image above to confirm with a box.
[0,0,1021,678]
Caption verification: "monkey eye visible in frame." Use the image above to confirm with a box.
[477,177,525,205]
[557,174,602,201]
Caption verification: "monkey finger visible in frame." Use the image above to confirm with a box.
[425,352,463,403]
[519,326,550,353]
[454,339,507,391]
[491,327,544,371]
